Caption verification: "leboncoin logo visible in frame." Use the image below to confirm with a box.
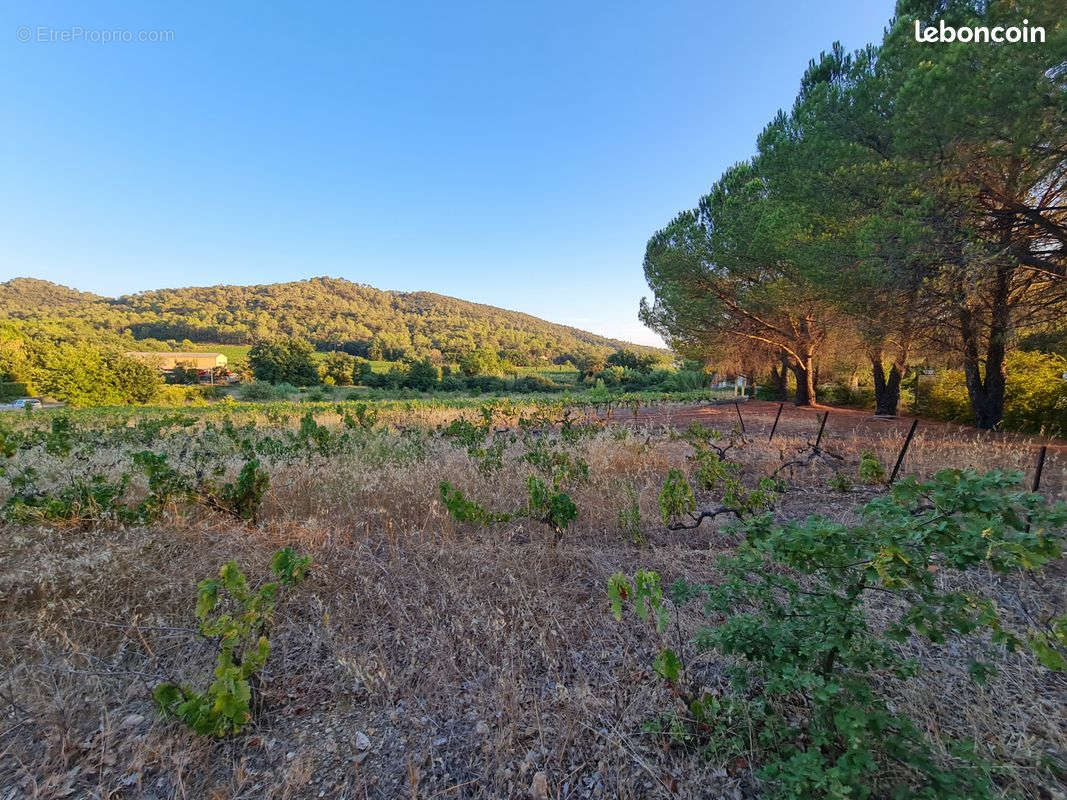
[914,19,1046,43]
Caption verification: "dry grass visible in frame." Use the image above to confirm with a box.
[0,403,1064,799]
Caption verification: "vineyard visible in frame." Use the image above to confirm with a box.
[0,398,1064,799]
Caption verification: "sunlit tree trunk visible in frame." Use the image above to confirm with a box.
[790,353,816,407]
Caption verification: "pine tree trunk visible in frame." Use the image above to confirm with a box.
[770,354,789,400]
[870,351,903,416]
[790,355,816,407]
[959,266,1010,430]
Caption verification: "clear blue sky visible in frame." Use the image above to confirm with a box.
[1,1,895,346]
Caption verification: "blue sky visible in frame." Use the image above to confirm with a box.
[1,1,895,346]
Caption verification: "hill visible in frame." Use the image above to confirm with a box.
[0,276,666,365]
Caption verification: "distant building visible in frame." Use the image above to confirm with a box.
[127,352,228,370]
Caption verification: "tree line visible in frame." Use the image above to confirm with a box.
[0,322,162,406]
[245,337,682,394]
[641,0,1065,429]
[0,276,663,369]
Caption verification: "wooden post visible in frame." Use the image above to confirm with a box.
[1031,445,1047,492]
[813,410,829,451]
[768,403,784,442]
[734,402,745,433]
[889,419,919,485]
[1026,446,1048,533]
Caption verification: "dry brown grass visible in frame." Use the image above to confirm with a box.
[0,404,1064,799]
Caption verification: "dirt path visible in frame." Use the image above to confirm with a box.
[610,398,1064,450]
[599,398,1065,498]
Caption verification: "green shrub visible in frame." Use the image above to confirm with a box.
[238,381,288,401]
[202,459,270,523]
[525,474,578,538]
[0,382,28,402]
[660,369,706,392]
[658,468,695,526]
[438,474,578,540]
[923,351,1067,435]
[665,426,781,528]
[1003,351,1067,436]
[438,481,510,525]
[609,469,1067,799]
[858,450,886,484]
[439,375,467,392]
[828,472,853,492]
[508,374,565,393]
[438,432,584,540]
[4,470,131,526]
[153,547,311,736]
[923,370,972,423]
[816,382,855,406]
[132,450,192,521]
[465,375,507,393]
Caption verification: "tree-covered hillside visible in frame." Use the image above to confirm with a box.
[0,276,664,365]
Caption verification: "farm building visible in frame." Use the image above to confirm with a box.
[127,352,228,370]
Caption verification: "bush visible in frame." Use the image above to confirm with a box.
[610,469,1067,799]
[858,450,886,484]
[508,375,565,393]
[153,547,311,736]
[201,459,270,523]
[815,382,876,409]
[1003,351,1067,436]
[465,375,506,393]
[923,351,1067,434]
[923,370,972,422]
[238,381,289,401]
[439,375,467,392]
[816,382,854,406]
[659,369,706,392]
[0,382,28,402]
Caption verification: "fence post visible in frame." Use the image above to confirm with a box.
[734,401,745,434]
[813,410,830,451]
[1031,445,1047,492]
[768,403,784,442]
[889,419,919,485]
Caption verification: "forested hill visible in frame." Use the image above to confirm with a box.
[0,277,664,364]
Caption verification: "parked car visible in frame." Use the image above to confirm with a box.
[9,398,41,410]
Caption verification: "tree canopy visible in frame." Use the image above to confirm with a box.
[641,0,1066,427]
[0,276,664,368]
